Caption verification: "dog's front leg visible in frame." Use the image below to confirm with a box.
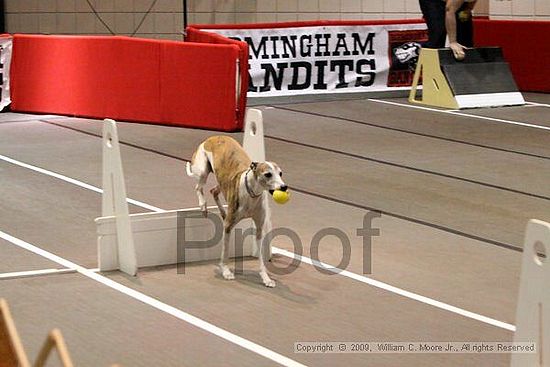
[219,221,235,280]
[254,214,275,288]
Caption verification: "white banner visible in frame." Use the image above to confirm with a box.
[0,36,13,110]
[206,23,427,97]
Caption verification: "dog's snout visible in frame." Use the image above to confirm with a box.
[280,185,288,192]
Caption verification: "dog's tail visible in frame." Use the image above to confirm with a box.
[185,161,194,177]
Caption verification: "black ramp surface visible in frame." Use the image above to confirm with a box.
[438,47,519,95]
[441,62,519,95]
[438,47,506,65]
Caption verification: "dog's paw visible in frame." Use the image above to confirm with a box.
[263,278,276,288]
[260,272,276,287]
[201,207,208,218]
[221,267,235,280]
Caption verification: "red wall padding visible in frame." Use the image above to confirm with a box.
[474,19,550,93]
[10,34,243,131]
[192,19,425,30]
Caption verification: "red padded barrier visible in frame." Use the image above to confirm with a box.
[160,40,241,131]
[474,19,549,92]
[10,34,243,131]
[185,27,248,130]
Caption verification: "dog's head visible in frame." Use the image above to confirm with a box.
[250,161,287,194]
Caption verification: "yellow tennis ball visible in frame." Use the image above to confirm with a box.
[272,190,290,204]
[458,10,470,22]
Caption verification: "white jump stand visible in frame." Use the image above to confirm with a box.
[242,108,265,162]
[100,119,138,276]
[512,219,550,366]
[96,109,268,275]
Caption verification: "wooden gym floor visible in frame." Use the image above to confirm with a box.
[0,93,549,366]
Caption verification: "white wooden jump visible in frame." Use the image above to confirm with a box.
[512,219,550,367]
[95,109,266,275]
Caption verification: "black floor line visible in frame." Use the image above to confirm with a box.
[292,187,522,253]
[0,118,42,124]
[266,134,550,201]
[40,119,523,253]
[271,106,550,161]
[42,120,185,162]
[0,116,68,125]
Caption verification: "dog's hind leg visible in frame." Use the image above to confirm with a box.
[210,186,226,219]
[192,177,208,217]
[187,144,210,216]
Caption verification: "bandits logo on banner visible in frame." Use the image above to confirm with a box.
[387,30,428,87]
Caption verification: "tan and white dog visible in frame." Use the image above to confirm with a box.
[186,136,287,287]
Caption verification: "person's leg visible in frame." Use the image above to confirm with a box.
[419,0,447,48]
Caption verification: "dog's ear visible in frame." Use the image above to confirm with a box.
[250,162,259,171]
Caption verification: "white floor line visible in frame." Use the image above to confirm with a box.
[525,101,550,108]
[0,154,164,212]
[272,248,515,332]
[0,230,306,367]
[368,99,550,132]
[0,268,77,279]
[0,268,100,280]
[0,153,515,332]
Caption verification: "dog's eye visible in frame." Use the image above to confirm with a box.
[264,172,272,178]
[279,172,283,177]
